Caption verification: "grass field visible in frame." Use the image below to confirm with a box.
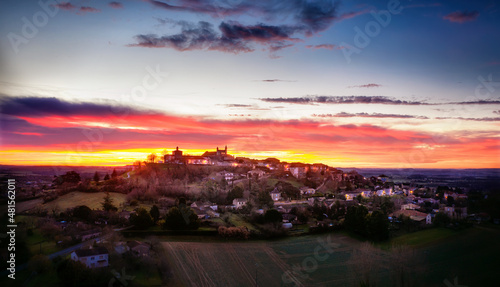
[15,191,128,213]
[226,213,259,232]
[25,228,60,256]
[380,227,458,249]
[162,226,500,287]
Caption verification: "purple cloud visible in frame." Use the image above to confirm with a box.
[79,6,101,13]
[129,20,306,53]
[54,2,76,10]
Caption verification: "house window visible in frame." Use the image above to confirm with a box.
[91,257,95,260]
[99,255,103,259]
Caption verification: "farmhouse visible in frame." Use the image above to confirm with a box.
[71,247,109,268]
[390,209,432,225]
[233,198,248,209]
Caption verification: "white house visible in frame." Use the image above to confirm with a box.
[390,210,431,225]
[71,247,109,268]
[219,170,234,181]
[232,198,248,209]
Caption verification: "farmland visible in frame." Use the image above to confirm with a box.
[15,191,128,213]
[161,226,500,287]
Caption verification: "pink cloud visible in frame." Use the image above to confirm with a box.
[443,10,479,23]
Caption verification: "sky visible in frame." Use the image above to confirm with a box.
[0,0,499,168]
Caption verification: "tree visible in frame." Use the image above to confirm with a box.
[147,153,158,163]
[104,173,110,181]
[133,160,142,170]
[53,171,81,186]
[93,171,100,183]
[130,208,154,230]
[380,197,395,215]
[226,186,244,204]
[111,168,118,178]
[366,211,389,241]
[163,204,199,230]
[277,181,300,200]
[348,242,382,287]
[73,205,93,222]
[345,205,368,236]
[150,205,160,224]
[257,190,274,208]
[264,209,283,223]
[434,212,451,227]
[101,192,117,212]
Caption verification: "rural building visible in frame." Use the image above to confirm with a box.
[71,247,109,268]
[233,198,248,209]
[390,209,432,225]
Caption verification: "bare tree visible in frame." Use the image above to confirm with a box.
[389,244,425,287]
[348,242,382,287]
[147,153,158,163]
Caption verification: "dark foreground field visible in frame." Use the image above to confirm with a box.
[162,225,500,287]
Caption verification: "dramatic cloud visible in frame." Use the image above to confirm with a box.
[312,112,429,119]
[130,20,307,53]
[443,10,479,23]
[0,96,159,118]
[260,96,500,106]
[130,21,250,53]
[135,0,341,53]
[109,2,123,9]
[148,0,340,33]
[349,83,382,88]
[2,96,499,168]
